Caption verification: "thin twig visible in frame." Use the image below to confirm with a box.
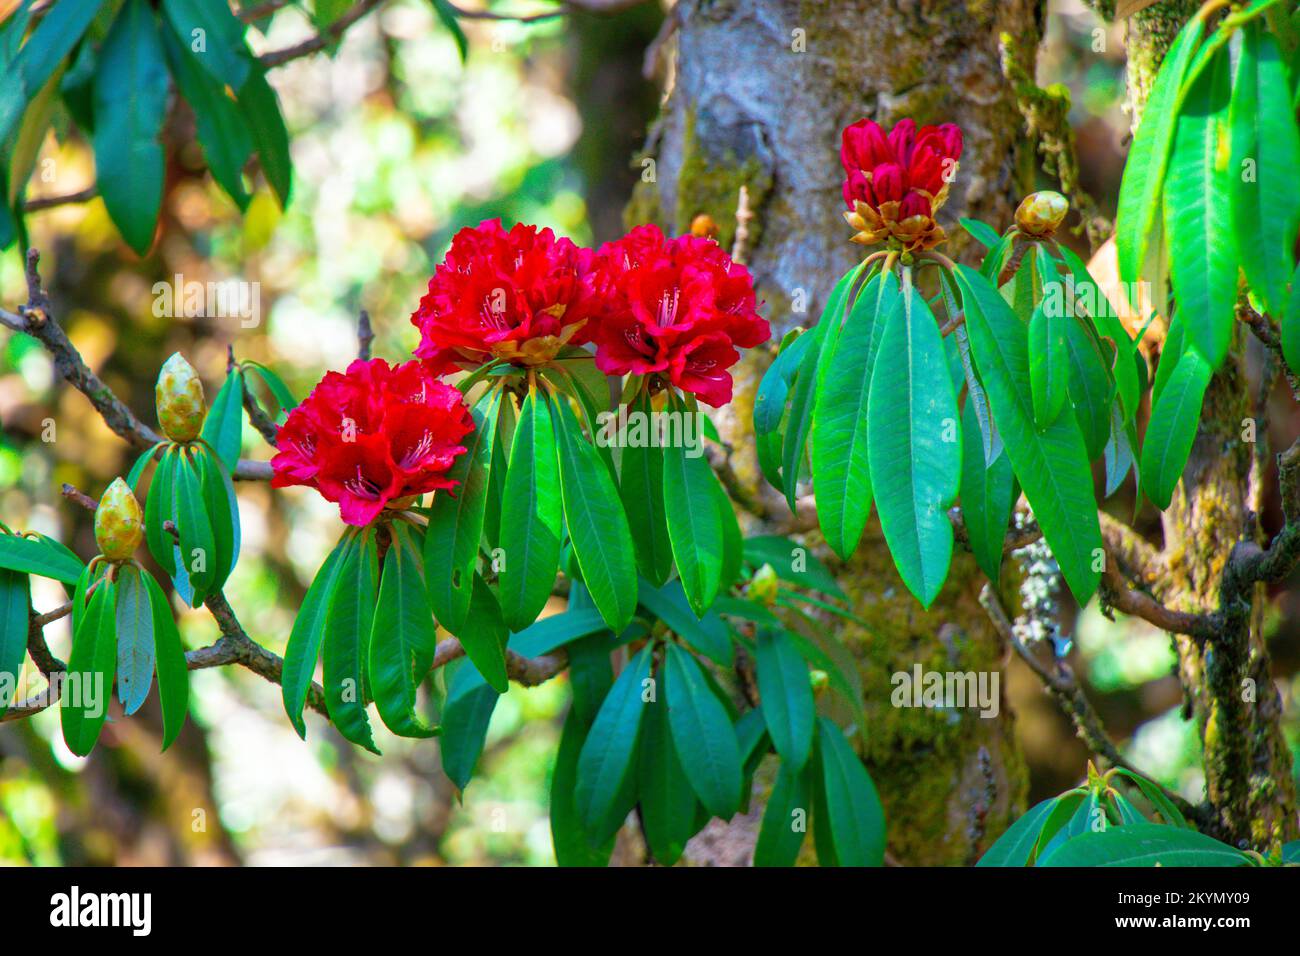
[23,186,97,213]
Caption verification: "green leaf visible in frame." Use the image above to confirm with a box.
[160,0,253,92]
[322,527,380,753]
[91,0,169,255]
[0,0,100,147]
[662,418,725,617]
[1165,45,1236,370]
[193,443,239,590]
[955,264,1102,605]
[1114,767,1191,828]
[242,360,297,414]
[866,277,961,608]
[619,392,674,586]
[161,13,253,203]
[960,217,1002,250]
[550,389,637,632]
[960,399,1015,585]
[1059,299,1115,462]
[637,687,699,866]
[1283,259,1300,373]
[1140,347,1211,510]
[812,271,898,559]
[664,643,742,819]
[114,564,155,716]
[142,569,188,750]
[754,763,812,867]
[637,577,732,667]
[0,531,84,584]
[1230,20,1300,317]
[425,388,500,635]
[61,577,115,757]
[281,530,353,739]
[1038,823,1248,867]
[741,535,844,598]
[1028,302,1069,428]
[754,628,814,772]
[574,645,652,843]
[975,796,1060,867]
[551,708,614,866]
[459,574,509,694]
[439,659,500,791]
[753,329,814,492]
[498,385,562,632]
[715,475,743,590]
[814,715,886,866]
[0,568,30,714]
[235,65,292,207]
[175,447,216,604]
[1115,8,1208,293]
[1107,789,1148,826]
[430,0,469,62]
[369,524,439,738]
[144,446,178,577]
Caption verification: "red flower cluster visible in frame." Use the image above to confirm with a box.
[410,219,606,374]
[271,359,473,526]
[840,118,963,251]
[591,224,769,407]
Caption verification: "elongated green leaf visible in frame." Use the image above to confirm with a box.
[637,578,732,667]
[93,0,169,255]
[1107,789,1147,826]
[1038,823,1247,867]
[235,66,292,207]
[160,0,253,91]
[975,796,1060,867]
[114,564,155,716]
[281,531,352,739]
[815,715,886,867]
[1060,304,1115,462]
[369,524,439,737]
[0,0,100,146]
[242,361,297,414]
[459,574,509,694]
[425,389,500,635]
[813,272,899,559]
[754,330,814,492]
[0,532,84,584]
[1114,767,1190,828]
[1166,45,1236,370]
[662,428,725,617]
[144,447,177,576]
[1028,302,1069,428]
[551,708,615,866]
[159,17,252,209]
[498,386,562,631]
[1140,347,1212,510]
[550,390,637,631]
[960,399,1015,585]
[1230,21,1300,317]
[322,528,379,753]
[754,763,812,867]
[754,628,814,772]
[61,578,115,757]
[955,265,1101,604]
[0,568,30,714]
[619,392,674,586]
[197,443,240,590]
[439,659,500,791]
[142,570,188,750]
[781,263,867,509]
[575,645,652,842]
[1115,9,1208,292]
[866,279,961,608]
[638,687,698,866]
[200,369,245,472]
[175,448,216,604]
[960,217,1002,250]
[1283,260,1300,373]
[664,643,742,819]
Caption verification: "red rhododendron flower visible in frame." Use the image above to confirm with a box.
[410,219,608,373]
[271,358,473,526]
[839,117,963,251]
[591,224,769,407]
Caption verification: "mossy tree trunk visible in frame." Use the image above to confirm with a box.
[628,0,1045,865]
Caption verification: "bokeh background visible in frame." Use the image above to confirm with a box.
[1,0,1297,865]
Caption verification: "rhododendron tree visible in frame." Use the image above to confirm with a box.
[3,0,1300,880]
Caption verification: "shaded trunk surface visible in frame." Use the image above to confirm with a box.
[631,0,1044,865]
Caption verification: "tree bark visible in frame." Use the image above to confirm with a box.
[631,0,1045,865]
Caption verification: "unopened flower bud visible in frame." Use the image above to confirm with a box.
[1014,190,1069,238]
[690,213,719,239]
[156,352,206,441]
[95,478,143,560]
[748,562,780,606]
